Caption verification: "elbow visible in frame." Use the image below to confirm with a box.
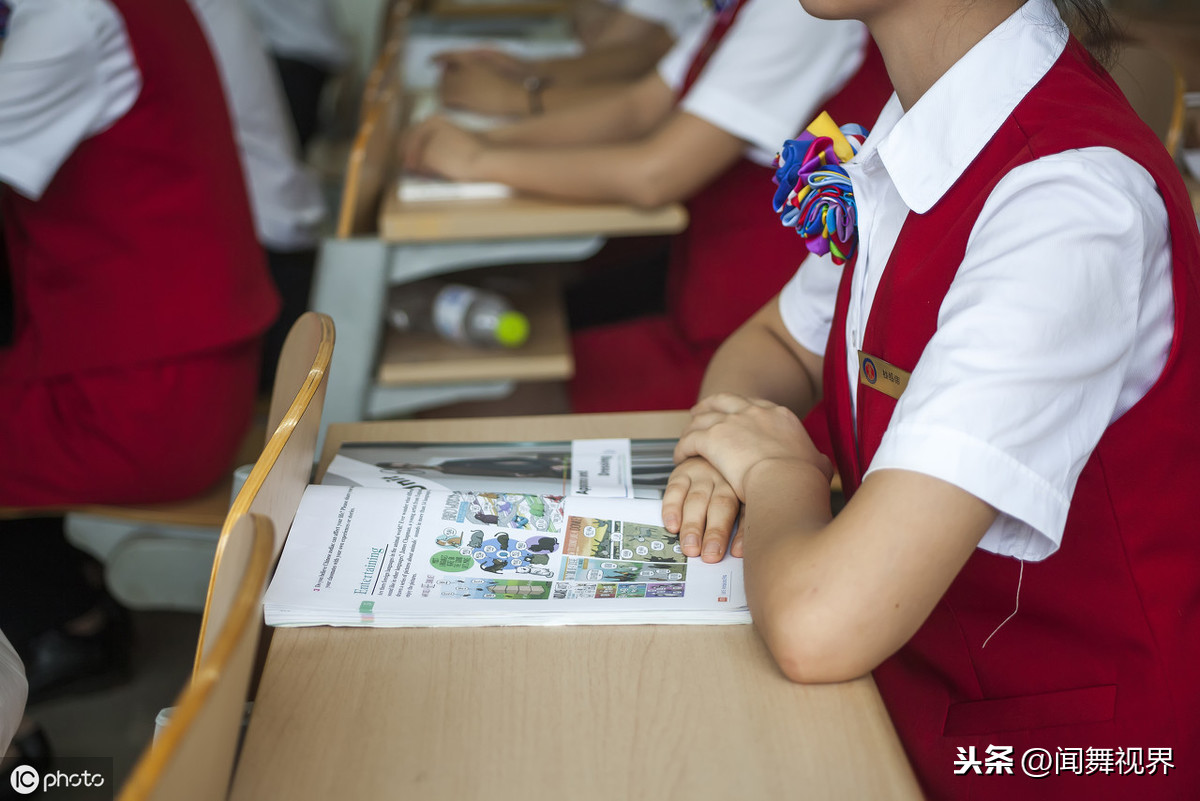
[622,156,682,209]
[625,181,674,209]
[756,603,881,685]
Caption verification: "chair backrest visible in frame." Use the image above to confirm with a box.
[194,312,334,670]
[337,3,408,238]
[117,513,274,801]
[1110,42,1186,156]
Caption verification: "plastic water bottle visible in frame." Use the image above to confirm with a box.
[387,281,530,348]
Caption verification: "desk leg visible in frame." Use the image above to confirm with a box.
[309,237,391,452]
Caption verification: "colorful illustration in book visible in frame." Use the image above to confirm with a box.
[442,491,564,532]
[560,556,686,584]
[425,576,552,599]
[448,531,560,578]
[564,517,684,564]
[646,583,685,598]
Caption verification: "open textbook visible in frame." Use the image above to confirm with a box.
[264,439,750,627]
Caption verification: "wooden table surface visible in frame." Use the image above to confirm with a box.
[230,412,922,801]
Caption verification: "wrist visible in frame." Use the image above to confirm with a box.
[523,74,551,115]
[743,456,830,504]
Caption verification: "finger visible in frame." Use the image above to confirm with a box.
[678,480,721,558]
[660,472,691,534]
[729,512,746,558]
[700,486,740,562]
[690,392,751,416]
[402,125,433,171]
[432,51,469,67]
[673,429,703,465]
[696,484,739,561]
[676,410,723,442]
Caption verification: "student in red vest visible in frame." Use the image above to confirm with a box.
[662,0,1199,798]
[0,0,278,704]
[405,0,891,417]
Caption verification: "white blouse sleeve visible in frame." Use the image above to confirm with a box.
[868,148,1173,561]
[0,0,140,200]
[657,0,867,165]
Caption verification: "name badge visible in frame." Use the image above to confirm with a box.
[858,351,910,400]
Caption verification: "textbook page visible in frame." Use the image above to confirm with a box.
[263,484,749,627]
[322,438,677,500]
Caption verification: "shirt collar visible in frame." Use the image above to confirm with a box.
[869,0,1069,214]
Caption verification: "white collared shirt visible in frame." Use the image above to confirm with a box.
[0,0,140,200]
[780,0,1174,561]
[621,0,708,41]
[187,0,326,251]
[0,0,325,250]
[657,0,867,165]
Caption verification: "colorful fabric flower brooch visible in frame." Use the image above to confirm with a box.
[772,112,869,266]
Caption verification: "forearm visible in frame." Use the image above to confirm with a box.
[739,459,846,683]
[740,465,995,684]
[538,80,632,115]
[536,37,672,85]
[473,141,677,207]
[485,77,670,147]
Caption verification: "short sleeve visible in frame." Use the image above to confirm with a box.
[779,251,842,357]
[621,0,707,40]
[658,0,867,164]
[866,148,1173,561]
[0,0,140,200]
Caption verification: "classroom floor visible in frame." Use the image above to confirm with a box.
[25,610,200,787]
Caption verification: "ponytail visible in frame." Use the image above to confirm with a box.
[1053,0,1119,66]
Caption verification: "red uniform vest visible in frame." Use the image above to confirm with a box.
[823,40,1200,800]
[570,21,891,420]
[0,0,279,381]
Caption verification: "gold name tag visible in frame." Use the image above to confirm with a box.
[858,351,910,400]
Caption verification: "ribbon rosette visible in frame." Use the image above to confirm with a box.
[772,112,869,265]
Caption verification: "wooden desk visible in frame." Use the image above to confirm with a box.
[229,412,922,801]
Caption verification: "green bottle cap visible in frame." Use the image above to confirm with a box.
[495,311,530,347]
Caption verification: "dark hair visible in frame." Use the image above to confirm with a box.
[1053,0,1120,66]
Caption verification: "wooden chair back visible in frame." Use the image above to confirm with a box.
[1111,42,1186,156]
[337,3,408,238]
[117,513,274,801]
[194,312,335,670]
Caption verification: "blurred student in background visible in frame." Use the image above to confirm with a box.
[405,0,891,415]
[437,0,705,116]
[244,0,349,151]
[188,0,328,388]
[0,0,277,705]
